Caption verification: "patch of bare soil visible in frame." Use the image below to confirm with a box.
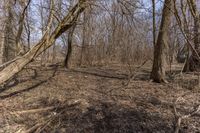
[0,64,200,133]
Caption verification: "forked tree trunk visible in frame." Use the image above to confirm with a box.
[0,0,87,85]
[15,0,31,56]
[150,0,172,83]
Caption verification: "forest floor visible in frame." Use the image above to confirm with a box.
[0,62,200,133]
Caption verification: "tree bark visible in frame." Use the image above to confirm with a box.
[183,0,200,72]
[15,0,31,56]
[79,11,87,66]
[152,0,156,48]
[0,0,87,85]
[150,0,173,83]
[64,24,76,68]
[0,0,15,64]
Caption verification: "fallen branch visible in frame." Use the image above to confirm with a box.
[71,68,128,80]
[11,106,55,115]
[173,97,200,133]
[23,99,87,133]
[11,99,82,115]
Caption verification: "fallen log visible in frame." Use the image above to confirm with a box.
[0,0,87,85]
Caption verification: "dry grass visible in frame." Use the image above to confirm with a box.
[0,63,200,133]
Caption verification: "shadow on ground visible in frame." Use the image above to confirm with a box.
[0,66,58,99]
[22,99,174,133]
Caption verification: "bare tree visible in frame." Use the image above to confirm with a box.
[0,0,87,85]
[15,0,31,55]
[150,0,173,83]
[183,0,200,72]
[152,0,156,48]
[64,24,76,68]
[0,0,15,64]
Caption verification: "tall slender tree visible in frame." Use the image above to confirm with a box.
[0,0,15,64]
[152,0,156,48]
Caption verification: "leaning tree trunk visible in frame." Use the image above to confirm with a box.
[0,0,87,85]
[150,0,172,83]
[183,0,200,72]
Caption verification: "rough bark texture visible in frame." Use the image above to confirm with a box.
[152,0,156,48]
[79,11,87,66]
[150,0,172,83]
[183,0,200,72]
[0,0,15,64]
[0,0,86,85]
[64,24,76,68]
[15,0,31,55]
[0,33,6,65]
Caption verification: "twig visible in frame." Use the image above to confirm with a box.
[11,100,81,115]
[173,97,200,133]
[23,100,83,133]
[11,106,56,115]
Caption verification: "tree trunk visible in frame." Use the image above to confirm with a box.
[150,0,172,83]
[64,0,76,68]
[1,0,15,64]
[64,24,76,68]
[79,11,87,66]
[0,0,87,85]
[183,0,200,72]
[0,33,6,65]
[152,0,156,48]
[15,0,31,56]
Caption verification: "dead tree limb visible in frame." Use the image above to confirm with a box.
[0,0,87,85]
[173,97,200,133]
[0,57,21,70]
[11,100,81,115]
[24,99,85,133]
[173,0,200,61]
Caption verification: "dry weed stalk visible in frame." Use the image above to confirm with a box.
[173,97,200,133]
[21,99,88,133]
